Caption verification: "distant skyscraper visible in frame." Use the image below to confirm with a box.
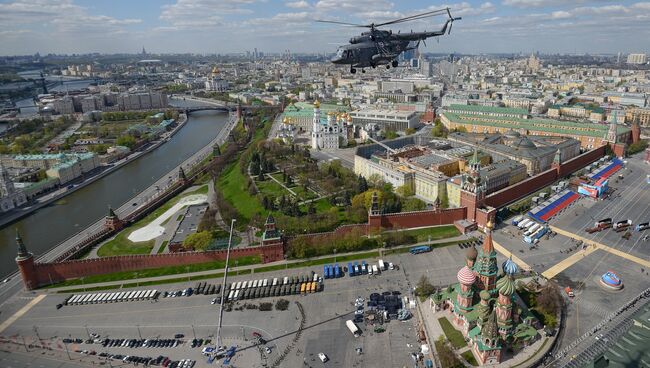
[142,46,146,55]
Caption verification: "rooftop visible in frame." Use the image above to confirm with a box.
[442,112,631,138]
[447,104,529,116]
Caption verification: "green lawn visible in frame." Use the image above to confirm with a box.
[97,185,208,257]
[157,241,168,254]
[438,317,467,349]
[218,163,264,223]
[255,178,287,197]
[461,351,478,366]
[382,238,473,255]
[46,255,261,288]
[393,225,461,242]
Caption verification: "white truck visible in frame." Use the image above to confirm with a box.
[378,259,386,271]
[346,320,361,337]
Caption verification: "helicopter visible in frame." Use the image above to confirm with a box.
[318,8,460,74]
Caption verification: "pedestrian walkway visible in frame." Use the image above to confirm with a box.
[542,225,650,279]
[491,239,533,272]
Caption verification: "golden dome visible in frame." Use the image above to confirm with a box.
[313,100,320,108]
[486,220,494,230]
[211,66,219,74]
[282,117,288,123]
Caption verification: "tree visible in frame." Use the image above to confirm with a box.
[415,275,435,297]
[403,197,426,211]
[116,135,137,149]
[384,129,399,139]
[396,185,415,197]
[405,127,416,135]
[627,140,648,155]
[183,231,213,251]
[357,175,368,193]
[536,283,563,316]
[367,173,384,188]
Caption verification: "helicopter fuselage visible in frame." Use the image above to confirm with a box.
[329,18,455,70]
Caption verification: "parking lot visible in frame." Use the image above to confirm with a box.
[2,246,487,368]
[492,154,650,351]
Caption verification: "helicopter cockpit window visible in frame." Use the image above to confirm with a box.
[336,48,345,58]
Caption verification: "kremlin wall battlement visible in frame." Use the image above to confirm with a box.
[15,145,607,290]
[17,243,285,290]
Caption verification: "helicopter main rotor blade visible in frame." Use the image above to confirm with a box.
[315,19,369,27]
[373,7,449,28]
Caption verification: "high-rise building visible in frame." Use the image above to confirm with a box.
[627,53,647,64]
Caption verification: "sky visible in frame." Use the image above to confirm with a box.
[0,0,649,56]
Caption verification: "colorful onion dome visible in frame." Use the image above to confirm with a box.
[479,290,490,300]
[457,266,476,285]
[502,257,519,276]
[496,275,516,296]
[466,246,478,261]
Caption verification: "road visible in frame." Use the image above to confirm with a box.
[548,288,649,367]
[0,113,238,315]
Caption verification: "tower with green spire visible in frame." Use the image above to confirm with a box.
[104,205,123,231]
[474,221,498,293]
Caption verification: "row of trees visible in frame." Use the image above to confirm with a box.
[0,115,75,154]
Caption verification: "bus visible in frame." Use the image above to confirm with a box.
[409,245,431,255]
[348,262,355,276]
[300,283,307,294]
[518,219,531,229]
[511,215,523,226]
[334,264,341,278]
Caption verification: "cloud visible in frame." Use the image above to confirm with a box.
[285,0,310,8]
[160,0,257,30]
[0,0,141,34]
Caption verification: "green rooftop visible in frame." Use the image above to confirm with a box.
[282,101,349,119]
[447,104,529,116]
[442,112,631,138]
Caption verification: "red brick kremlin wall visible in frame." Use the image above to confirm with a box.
[26,244,284,289]
[368,208,467,229]
[485,145,606,208]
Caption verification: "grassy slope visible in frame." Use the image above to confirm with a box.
[97,185,208,257]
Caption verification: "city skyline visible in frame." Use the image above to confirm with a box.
[1,0,650,56]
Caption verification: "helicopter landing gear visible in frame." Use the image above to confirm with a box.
[386,64,391,69]
[371,65,376,69]
[361,69,366,73]
[350,67,356,74]
[391,60,398,68]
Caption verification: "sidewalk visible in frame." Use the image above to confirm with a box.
[45,235,469,293]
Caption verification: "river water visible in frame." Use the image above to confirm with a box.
[0,99,227,277]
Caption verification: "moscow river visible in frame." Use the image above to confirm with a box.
[0,99,228,277]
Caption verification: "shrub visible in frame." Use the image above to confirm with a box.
[275,299,290,311]
[259,302,273,311]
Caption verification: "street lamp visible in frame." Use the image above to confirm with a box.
[215,219,236,351]
[333,248,337,264]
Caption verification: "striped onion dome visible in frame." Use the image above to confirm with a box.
[496,275,516,296]
[502,257,519,276]
[457,266,476,285]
